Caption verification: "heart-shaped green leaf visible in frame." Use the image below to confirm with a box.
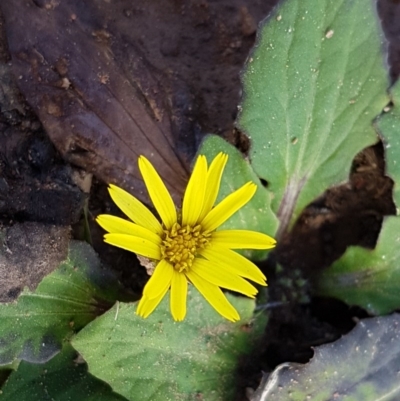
[72,287,267,401]
[238,0,389,233]
[0,241,129,365]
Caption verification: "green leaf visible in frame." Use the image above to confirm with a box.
[198,134,278,260]
[251,314,400,401]
[0,345,127,401]
[377,79,400,209]
[238,0,389,233]
[0,241,129,365]
[315,80,400,314]
[72,287,267,401]
[315,216,400,315]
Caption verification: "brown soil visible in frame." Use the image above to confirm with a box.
[0,1,399,399]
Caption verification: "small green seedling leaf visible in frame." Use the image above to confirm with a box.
[251,314,400,401]
[72,287,267,401]
[0,344,127,401]
[238,0,389,233]
[0,241,129,365]
[199,134,278,260]
[315,216,400,315]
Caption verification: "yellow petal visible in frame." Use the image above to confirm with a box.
[200,182,257,232]
[97,215,162,244]
[186,270,240,322]
[200,244,267,285]
[198,153,228,221]
[181,155,208,226]
[212,230,276,249]
[170,270,188,321]
[143,259,173,300]
[191,258,258,298]
[108,184,163,235]
[104,233,161,260]
[138,156,177,230]
[136,287,169,318]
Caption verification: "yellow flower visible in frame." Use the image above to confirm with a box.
[97,152,276,322]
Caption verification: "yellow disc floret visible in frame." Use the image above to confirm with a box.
[161,222,211,272]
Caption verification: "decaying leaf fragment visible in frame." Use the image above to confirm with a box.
[1,1,197,203]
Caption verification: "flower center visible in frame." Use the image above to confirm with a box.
[161,223,211,272]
